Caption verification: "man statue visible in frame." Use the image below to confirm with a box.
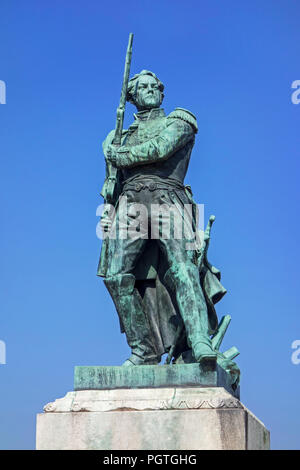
[97,70,226,367]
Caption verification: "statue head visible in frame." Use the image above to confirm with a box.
[126,70,164,111]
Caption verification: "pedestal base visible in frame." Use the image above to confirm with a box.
[36,386,269,450]
[74,363,239,398]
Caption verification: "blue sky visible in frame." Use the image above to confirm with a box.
[0,0,300,449]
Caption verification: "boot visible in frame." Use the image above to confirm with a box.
[164,262,217,364]
[193,336,217,363]
[104,273,160,365]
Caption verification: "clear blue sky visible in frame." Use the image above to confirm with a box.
[0,0,300,450]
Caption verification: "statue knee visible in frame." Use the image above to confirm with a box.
[163,261,199,290]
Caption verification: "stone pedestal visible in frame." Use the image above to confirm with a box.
[36,385,270,450]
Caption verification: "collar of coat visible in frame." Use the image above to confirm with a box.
[134,108,166,121]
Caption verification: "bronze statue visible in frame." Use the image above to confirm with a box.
[97,36,239,388]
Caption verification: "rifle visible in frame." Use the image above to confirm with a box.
[105,32,134,204]
[98,33,134,277]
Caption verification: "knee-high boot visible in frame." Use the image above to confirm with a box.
[104,273,160,365]
[164,262,217,363]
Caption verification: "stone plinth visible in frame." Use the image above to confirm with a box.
[36,386,270,450]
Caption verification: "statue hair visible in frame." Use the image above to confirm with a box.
[126,70,164,105]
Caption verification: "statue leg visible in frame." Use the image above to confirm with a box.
[135,280,165,357]
[104,273,160,365]
[152,187,216,363]
[104,230,160,365]
[163,260,216,363]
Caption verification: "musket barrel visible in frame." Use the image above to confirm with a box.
[120,33,133,106]
[105,33,134,204]
[113,33,134,145]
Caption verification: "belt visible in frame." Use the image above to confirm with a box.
[122,177,185,192]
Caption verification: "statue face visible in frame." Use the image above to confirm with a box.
[134,75,162,110]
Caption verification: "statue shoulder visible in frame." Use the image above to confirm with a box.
[167,107,198,133]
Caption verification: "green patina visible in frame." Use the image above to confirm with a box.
[74,363,239,398]
[92,34,240,389]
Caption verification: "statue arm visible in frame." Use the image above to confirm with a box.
[114,119,195,168]
[102,130,116,157]
[100,129,127,200]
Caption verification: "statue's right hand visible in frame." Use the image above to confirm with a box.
[105,144,118,165]
[100,214,113,233]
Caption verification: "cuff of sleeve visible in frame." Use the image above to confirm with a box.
[116,147,131,167]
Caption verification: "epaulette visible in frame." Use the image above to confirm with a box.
[167,107,198,133]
